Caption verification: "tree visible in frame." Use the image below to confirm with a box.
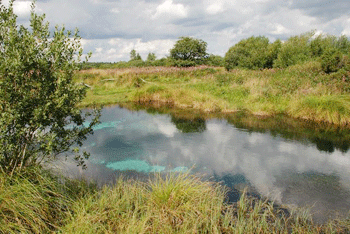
[146,52,156,62]
[170,36,207,62]
[130,49,142,61]
[0,1,100,173]
[273,32,314,68]
[224,36,277,70]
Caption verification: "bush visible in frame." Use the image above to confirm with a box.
[321,47,343,73]
[205,54,224,67]
[0,1,100,173]
[274,32,313,68]
[224,36,277,70]
[167,58,197,67]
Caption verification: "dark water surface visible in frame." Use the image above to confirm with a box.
[58,105,350,223]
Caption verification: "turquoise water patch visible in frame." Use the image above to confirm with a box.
[92,121,121,131]
[171,166,189,172]
[106,160,165,173]
[65,121,121,131]
[150,165,166,172]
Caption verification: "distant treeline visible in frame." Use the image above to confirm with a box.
[80,54,224,69]
[225,31,350,74]
[82,31,350,77]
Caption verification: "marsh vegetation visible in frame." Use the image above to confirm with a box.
[2,0,350,233]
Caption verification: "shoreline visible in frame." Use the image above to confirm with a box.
[76,64,350,126]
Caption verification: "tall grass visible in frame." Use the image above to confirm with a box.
[62,172,350,233]
[0,168,96,233]
[2,168,350,233]
[62,173,228,233]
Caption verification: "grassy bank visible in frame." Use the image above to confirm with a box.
[76,62,350,125]
[2,169,350,233]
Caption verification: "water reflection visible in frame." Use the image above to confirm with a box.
[171,116,206,133]
[60,105,350,223]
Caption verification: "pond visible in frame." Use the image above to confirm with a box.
[58,105,350,223]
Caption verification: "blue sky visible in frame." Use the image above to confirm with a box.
[3,0,350,62]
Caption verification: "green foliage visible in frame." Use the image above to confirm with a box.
[321,47,344,73]
[273,32,314,68]
[224,36,278,70]
[146,52,157,62]
[169,58,197,67]
[205,54,224,66]
[170,36,207,62]
[0,1,100,173]
[130,49,142,61]
[266,39,282,68]
[310,34,336,57]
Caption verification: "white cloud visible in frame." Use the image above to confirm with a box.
[107,48,117,54]
[341,18,350,36]
[95,47,103,53]
[152,0,188,19]
[110,8,120,14]
[6,0,347,62]
[206,3,224,15]
[84,37,175,62]
[13,1,32,17]
[271,24,290,35]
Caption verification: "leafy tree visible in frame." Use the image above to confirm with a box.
[321,47,343,73]
[265,39,282,68]
[0,1,100,173]
[224,36,276,70]
[335,35,350,54]
[273,32,314,68]
[146,52,156,62]
[170,36,207,62]
[130,49,142,61]
[310,34,337,57]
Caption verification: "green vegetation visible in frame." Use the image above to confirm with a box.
[224,31,350,77]
[76,63,350,125]
[224,36,281,70]
[3,169,350,233]
[0,1,100,173]
[169,36,208,67]
[2,1,350,233]
[130,49,142,61]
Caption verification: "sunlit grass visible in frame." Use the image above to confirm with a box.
[2,168,350,233]
[289,95,350,125]
[75,63,350,125]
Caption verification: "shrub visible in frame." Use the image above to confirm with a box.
[274,32,313,68]
[205,54,224,67]
[0,1,100,173]
[321,47,343,73]
[224,36,276,70]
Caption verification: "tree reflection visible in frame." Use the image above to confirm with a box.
[171,116,206,133]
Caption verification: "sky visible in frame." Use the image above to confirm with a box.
[3,0,350,62]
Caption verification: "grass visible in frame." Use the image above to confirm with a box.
[2,168,350,233]
[75,62,350,125]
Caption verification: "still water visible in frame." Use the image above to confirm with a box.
[60,105,350,223]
